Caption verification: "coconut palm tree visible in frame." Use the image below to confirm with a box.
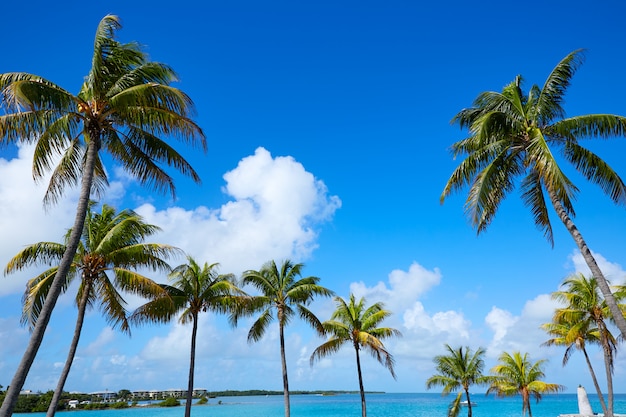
[426,345,491,417]
[0,15,206,416]
[488,351,564,417]
[550,273,623,417]
[239,260,333,417]
[310,294,401,417]
[440,49,626,339]
[541,313,608,415]
[4,203,177,416]
[0,15,205,414]
[131,257,244,417]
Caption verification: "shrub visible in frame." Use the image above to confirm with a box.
[158,397,180,407]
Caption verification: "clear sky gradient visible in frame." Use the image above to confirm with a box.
[1,0,626,395]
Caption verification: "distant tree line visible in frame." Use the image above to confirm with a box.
[0,387,381,413]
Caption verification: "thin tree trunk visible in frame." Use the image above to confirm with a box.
[582,347,608,416]
[599,327,614,417]
[46,282,92,417]
[524,389,531,417]
[279,323,290,417]
[355,344,366,417]
[549,193,626,339]
[0,139,99,417]
[464,389,472,417]
[184,313,198,417]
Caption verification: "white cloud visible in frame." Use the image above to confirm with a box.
[0,144,78,296]
[135,147,341,275]
[568,250,626,285]
[403,302,470,339]
[484,294,559,358]
[350,261,442,312]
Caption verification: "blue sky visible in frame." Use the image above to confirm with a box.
[1,0,626,397]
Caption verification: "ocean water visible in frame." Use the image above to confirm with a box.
[19,393,626,417]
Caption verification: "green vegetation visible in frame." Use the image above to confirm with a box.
[0,14,205,416]
[311,294,401,417]
[158,397,181,407]
[239,259,334,417]
[543,274,624,417]
[131,256,245,417]
[488,352,563,417]
[441,49,626,340]
[2,13,625,417]
[426,345,491,417]
[6,203,179,415]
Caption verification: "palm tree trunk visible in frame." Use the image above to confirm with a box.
[464,389,472,417]
[354,345,366,417]
[520,387,531,417]
[599,328,614,417]
[549,192,626,339]
[0,138,100,417]
[184,313,198,417]
[279,323,290,417]
[582,347,609,416]
[185,312,198,417]
[46,282,92,417]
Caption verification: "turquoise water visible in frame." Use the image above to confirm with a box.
[19,393,626,417]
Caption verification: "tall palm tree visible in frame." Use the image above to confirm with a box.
[130,257,243,417]
[239,260,333,417]
[440,49,626,339]
[550,273,622,417]
[488,351,564,417]
[4,203,177,416]
[0,15,205,414]
[310,294,401,417]
[426,345,491,417]
[541,314,608,415]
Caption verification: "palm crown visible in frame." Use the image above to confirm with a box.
[488,351,563,417]
[0,15,206,205]
[441,49,626,245]
[311,294,401,378]
[6,203,177,332]
[241,260,333,341]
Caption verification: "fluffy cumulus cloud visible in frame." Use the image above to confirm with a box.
[136,147,341,275]
[484,294,560,358]
[350,261,442,312]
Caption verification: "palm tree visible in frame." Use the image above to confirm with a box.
[239,260,333,417]
[550,273,622,417]
[131,257,244,417]
[310,294,401,417]
[0,15,206,415]
[488,351,564,417]
[426,345,491,417]
[541,313,608,415]
[440,49,626,339]
[4,203,177,416]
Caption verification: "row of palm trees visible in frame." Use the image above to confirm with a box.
[1,11,625,417]
[543,274,625,417]
[427,346,562,417]
[428,273,626,417]
[0,14,402,417]
[0,14,207,417]
[4,202,401,417]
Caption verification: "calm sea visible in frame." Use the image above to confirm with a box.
[19,393,626,417]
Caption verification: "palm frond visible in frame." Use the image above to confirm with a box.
[520,170,554,245]
[536,49,584,124]
[561,140,626,205]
